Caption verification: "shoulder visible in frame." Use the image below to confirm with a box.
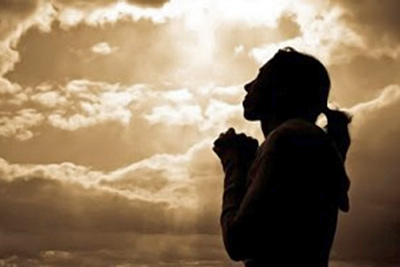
[265,119,329,152]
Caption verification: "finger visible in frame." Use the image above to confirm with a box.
[212,146,223,158]
[216,130,234,143]
[214,138,224,147]
[238,133,246,140]
[226,128,236,135]
[212,145,219,153]
[214,137,230,149]
[234,133,245,145]
[212,145,220,153]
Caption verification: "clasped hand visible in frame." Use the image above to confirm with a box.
[213,128,259,169]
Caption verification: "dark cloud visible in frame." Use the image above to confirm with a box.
[0,234,229,266]
[0,136,228,261]
[5,19,178,87]
[276,12,301,39]
[0,0,37,13]
[54,0,170,9]
[0,177,171,234]
[0,0,39,40]
[126,0,170,8]
[0,140,223,236]
[328,55,400,106]
[332,94,400,263]
[52,0,116,9]
[0,174,221,235]
[331,0,400,44]
[0,164,226,264]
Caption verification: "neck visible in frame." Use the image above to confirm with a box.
[261,114,316,138]
[260,116,284,138]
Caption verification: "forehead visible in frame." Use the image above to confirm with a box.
[258,60,274,75]
[260,59,275,71]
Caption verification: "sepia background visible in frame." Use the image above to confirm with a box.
[0,0,399,266]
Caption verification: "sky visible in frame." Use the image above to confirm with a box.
[0,0,400,266]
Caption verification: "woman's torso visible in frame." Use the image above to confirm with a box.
[244,119,344,267]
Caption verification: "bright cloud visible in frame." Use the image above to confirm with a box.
[91,42,119,55]
[347,85,400,115]
[0,109,44,141]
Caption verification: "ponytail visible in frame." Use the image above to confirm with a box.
[322,106,352,212]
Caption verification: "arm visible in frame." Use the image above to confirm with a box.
[219,151,257,261]
[220,139,280,261]
[213,129,277,261]
[213,129,258,232]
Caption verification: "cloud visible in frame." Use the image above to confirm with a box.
[331,0,400,48]
[0,77,21,94]
[54,0,172,29]
[126,0,170,8]
[5,19,180,86]
[328,55,400,107]
[2,1,307,88]
[55,0,170,10]
[0,0,171,81]
[0,78,255,172]
[1,80,204,136]
[0,1,55,76]
[0,129,228,265]
[0,82,260,186]
[0,141,210,233]
[0,138,225,262]
[0,0,381,88]
[329,85,400,263]
[0,234,229,266]
[145,104,203,125]
[250,6,363,65]
[31,90,69,108]
[0,0,39,40]
[0,109,44,141]
[143,88,204,126]
[0,176,173,233]
[0,80,140,139]
[0,41,20,76]
[91,41,118,55]
[347,85,400,117]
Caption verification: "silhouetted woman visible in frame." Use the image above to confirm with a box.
[213,47,351,267]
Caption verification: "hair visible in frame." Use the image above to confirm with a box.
[269,47,352,159]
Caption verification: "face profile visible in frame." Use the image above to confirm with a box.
[242,48,332,125]
[242,62,275,121]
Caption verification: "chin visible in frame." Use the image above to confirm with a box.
[243,100,263,121]
[243,109,260,121]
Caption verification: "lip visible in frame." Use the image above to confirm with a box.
[243,93,252,104]
[242,96,247,106]
[242,98,250,109]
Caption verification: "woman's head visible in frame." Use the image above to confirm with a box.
[243,47,331,122]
